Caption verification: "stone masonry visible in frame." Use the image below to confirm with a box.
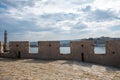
[9,41,29,58]
[0,40,120,67]
[70,41,94,61]
[38,41,60,59]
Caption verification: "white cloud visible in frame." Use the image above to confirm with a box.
[0,0,120,41]
[93,0,120,11]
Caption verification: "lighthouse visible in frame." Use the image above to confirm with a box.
[4,30,7,52]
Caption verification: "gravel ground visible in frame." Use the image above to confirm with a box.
[0,58,120,80]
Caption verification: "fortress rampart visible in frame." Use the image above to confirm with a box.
[0,40,120,67]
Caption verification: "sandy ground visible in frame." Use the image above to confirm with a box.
[0,58,120,80]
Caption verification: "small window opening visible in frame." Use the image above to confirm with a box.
[81,53,84,62]
[112,51,115,54]
[94,43,105,54]
[81,44,84,47]
[17,51,21,58]
[16,44,19,47]
[29,42,38,54]
[49,44,51,47]
[60,41,70,54]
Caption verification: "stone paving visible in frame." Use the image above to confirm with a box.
[0,58,120,80]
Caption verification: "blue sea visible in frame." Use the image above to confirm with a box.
[30,47,105,54]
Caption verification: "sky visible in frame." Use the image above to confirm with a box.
[0,0,120,41]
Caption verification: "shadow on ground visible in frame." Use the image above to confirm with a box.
[0,58,20,62]
[23,59,57,64]
[0,58,120,71]
[60,60,120,71]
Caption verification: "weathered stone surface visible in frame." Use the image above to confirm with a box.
[9,41,29,58]
[0,40,120,67]
[105,40,120,66]
[0,59,120,80]
[86,40,120,67]
[38,41,60,59]
[70,41,94,61]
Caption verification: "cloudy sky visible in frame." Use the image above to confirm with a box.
[0,0,120,41]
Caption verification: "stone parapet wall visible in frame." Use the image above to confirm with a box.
[38,41,60,59]
[85,40,120,67]
[0,40,120,67]
[9,41,29,58]
[70,41,94,61]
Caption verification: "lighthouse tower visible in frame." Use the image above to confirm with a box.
[4,30,7,52]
